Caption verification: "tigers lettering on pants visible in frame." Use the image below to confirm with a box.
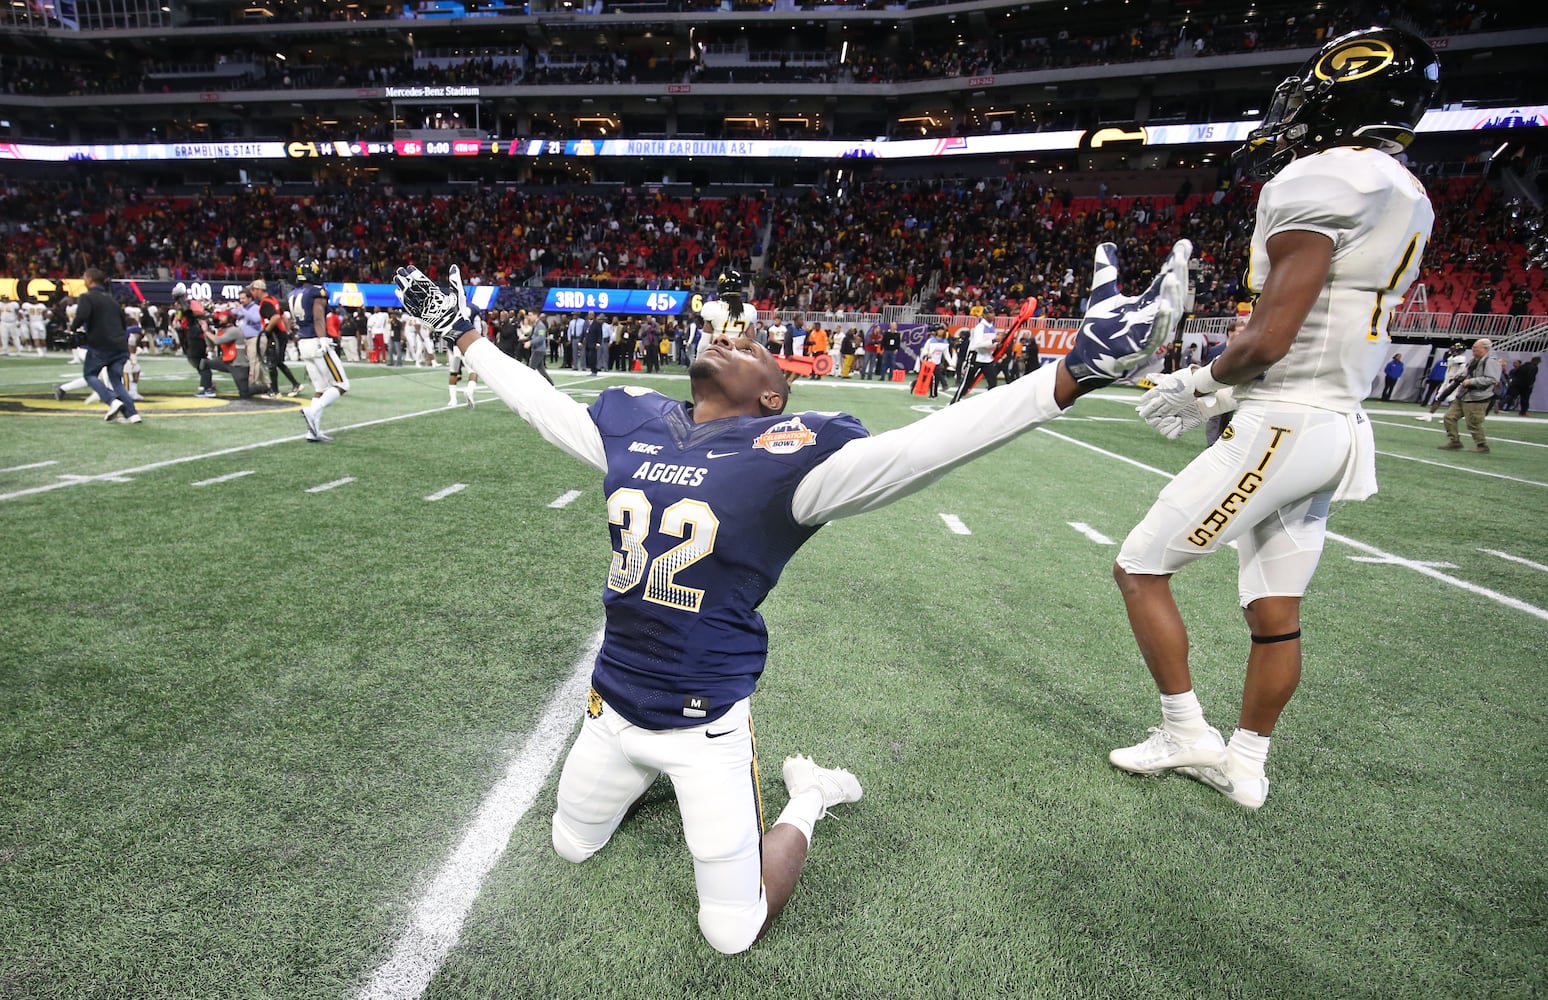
[297,337,349,394]
[1116,404,1353,606]
[551,694,767,955]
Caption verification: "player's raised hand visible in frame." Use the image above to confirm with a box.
[394,264,473,349]
[1063,239,1191,388]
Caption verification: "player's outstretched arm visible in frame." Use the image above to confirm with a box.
[789,240,1189,525]
[395,265,605,471]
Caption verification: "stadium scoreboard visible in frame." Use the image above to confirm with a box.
[541,287,689,315]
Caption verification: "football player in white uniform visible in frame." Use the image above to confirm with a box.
[1108,26,1440,810]
[24,297,48,355]
[696,267,757,361]
[0,296,21,354]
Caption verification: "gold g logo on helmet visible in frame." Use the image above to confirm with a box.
[1314,39,1395,83]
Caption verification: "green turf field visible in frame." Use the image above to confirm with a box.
[2,352,1545,1000]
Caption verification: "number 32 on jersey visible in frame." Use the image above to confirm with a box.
[606,488,720,612]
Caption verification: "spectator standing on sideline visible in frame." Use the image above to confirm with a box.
[1204,316,1246,446]
[918,325,951,398]
[1439,338,1503,452]
[879,323,901,381]
[1420,350,1447,405]
[583,311,604,375]
[525,313,555,385]
[72,267,140,424]
[1508,356,1538,416]
[1421,341,1469,420]
[1381,352,1404,400]
[259,282,305,395]
[953,313,1000,402]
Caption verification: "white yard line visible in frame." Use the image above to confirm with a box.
[1036,426,1548,621]
[1374,449,1548,488]
[1328,532,1548,622]
[355,629,600,1000]
[1481,548,1548,574]
[191,470,255,487]
[547,489,584,509]
[1067,521,1115,545]
[425,483,467,502]
[0,460,57,473]
[1366,417,1548,449]
[305,477,356,494]
[0,402,468,503]
[939,512,972,535]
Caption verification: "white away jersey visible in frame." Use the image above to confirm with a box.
[1240,146,1434,413]
[698,300,758,358]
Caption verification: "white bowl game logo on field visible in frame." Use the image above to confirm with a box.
[754,416,817,455]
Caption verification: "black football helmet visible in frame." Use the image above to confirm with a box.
[1233,26,1439,181]
[295,256,324,284]
[716,267,744,299]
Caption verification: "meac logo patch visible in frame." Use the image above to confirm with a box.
[753,416,817,455]
[1314,39,1395,83]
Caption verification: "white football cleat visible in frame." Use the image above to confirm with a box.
[1176,752,1270,810]
[1109,725,1226,775]
[301,406,330,443]
[782,754,862,818]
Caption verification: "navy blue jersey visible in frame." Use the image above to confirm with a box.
[588,387,867,729]
[287,284,329,339]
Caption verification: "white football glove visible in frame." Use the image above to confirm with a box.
[1137,368,1237,440]
[394,264,473,349]
[1063,239,1192,388]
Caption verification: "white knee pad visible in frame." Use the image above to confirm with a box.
[697,898,765,956]
[550,811,601,864]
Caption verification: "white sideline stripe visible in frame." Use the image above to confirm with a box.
[1373,449,1548,488]
[192,470,255,487]
[1037,428,1172,478]
[0,460,57,473]
[0,402,472,503]
[356,629,600,1000]
[1038,426,1548,622]
[57,472,134,483]
[939,512,971,535]
[1348,556,1456,568]
[1368,417,1548,449]
[1067,521,1114,545]
[548,489,584,509]
[1328,532,1548,622]
[425,483,467,502]
[1481,548,1548,574]
[305,477,356,493]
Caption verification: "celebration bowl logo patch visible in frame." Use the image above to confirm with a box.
[753,416,817,455]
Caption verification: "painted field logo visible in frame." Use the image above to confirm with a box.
[753,416,816,455]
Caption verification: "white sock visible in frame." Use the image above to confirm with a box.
[1160,690,1207,736]
[449,388,458,404]
[774,788,824,846]
[315,386,342,411]
[1228,728,1270,771]
[465,383,476,399]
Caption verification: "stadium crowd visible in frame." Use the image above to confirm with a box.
[0,2,1530,102]
[0,170,1541,320]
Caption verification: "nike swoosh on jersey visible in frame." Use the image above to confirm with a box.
[705,729,737,739]
[705,450,739,459]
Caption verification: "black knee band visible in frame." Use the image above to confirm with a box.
[1251,630,1302,645]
